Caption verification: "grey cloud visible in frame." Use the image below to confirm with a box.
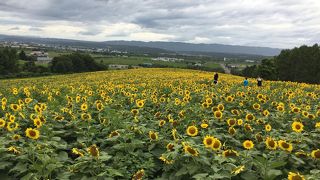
[0,0,319,48]
[9,27,20,30]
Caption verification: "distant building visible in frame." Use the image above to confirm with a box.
[194,63,202,66]
[108,64,129,70]
[30,51,52,63]
[151,57,184,62]
[245,60,255,63]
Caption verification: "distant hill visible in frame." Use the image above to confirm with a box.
[0,34,281,57]
[104,41,281,56]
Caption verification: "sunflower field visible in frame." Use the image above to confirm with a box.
[0,68,319,180]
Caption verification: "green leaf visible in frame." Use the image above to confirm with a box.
[241,172,259,180]
[266,169,282,180]
[269,161,286,169]
[21,173,34,180]
[58,151,69,161]
[175,166,188,177]
[192,173,208,179]
[0,162,12,170]
[9,162,27,174]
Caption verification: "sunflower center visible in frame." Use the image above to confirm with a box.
[269,140,275,147]
[206,139,213,145]
[29,130,36,137]
[187,147,196,154]
[189,128,196,134]
[314,151,320,158]
[292,175,303,180]
[282,142,289,149]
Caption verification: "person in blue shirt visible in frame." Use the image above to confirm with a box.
[243,77,249,87]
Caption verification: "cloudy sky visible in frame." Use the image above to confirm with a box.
[0,0,320,48]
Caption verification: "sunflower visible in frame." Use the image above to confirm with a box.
[0,118,5,128]
[277,105,284,112]
[278,140,293,152]
[12,134,21,141]
[132,169,145,180]
[24,98,33,104]
[243,140,254,150]
[96,102,104,111]
[291,107,300,113]
[159,120,166,127]
[228,127,236,135]
[131,109,139,116]
[295,151,308,158]
[10,104,21,111]
[301,111,309,117]
[72,148,84,157]
[217,104,224,111]
[288,172,305,180]
[203,135,215,148]
[33,118,42,128]
[245,113,255,121]
[166,143,175,151]
[214,111,223,119]
[149,131,158,141]
[202,102,209,108]
[159,154,174,164]
[311,149,320,159]
[225,96,234,102]
[186,125,198,137]
[54,115,64,121]
[222,149,239,157]
[172,129,178,141]
[253,103,260,110]
[265,137,277,150]
[87,144,99,157]
[184,145,199,156]
[237,119,243,126]
[307,114,315,120]
[25,128,40,140]
[265,124,272,132]
[244,124,253,132]
[227,118,237,126]
[34,104,42,114]
[262,110,270,116]
[200,123,208,128]
[205,98,213,105]
[292,121,304,133]
[7,122,19,132]
[109,130,120,138]
[255,133,263,142]
[136,100,145,108]
[315,122,320,129]
[7,146,21,154]
[212,138,222,151]
[81,103,88,111]
[81,113,92,120]
[231,165,245,175]
[9,115,15,122]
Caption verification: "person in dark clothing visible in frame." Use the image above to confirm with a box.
[213,73,219,84]
[257,76,263,87]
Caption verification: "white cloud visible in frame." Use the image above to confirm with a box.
[0,0,319,48]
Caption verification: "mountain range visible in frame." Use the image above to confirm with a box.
[0,34,282,57]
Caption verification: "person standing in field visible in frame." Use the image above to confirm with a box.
[257,76,263,87]
[213,73,219,84]
[243,77,249,87]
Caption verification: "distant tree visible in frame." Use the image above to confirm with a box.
[19,50,28,60]
[0,47,18,74]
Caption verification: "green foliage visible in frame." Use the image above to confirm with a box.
[0,47,18,74]
[241,44,320,84]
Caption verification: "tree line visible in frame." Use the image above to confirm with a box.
[0,48,105,78]
[239,44,320,84]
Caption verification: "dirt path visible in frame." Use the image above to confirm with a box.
[220,63,231,74]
